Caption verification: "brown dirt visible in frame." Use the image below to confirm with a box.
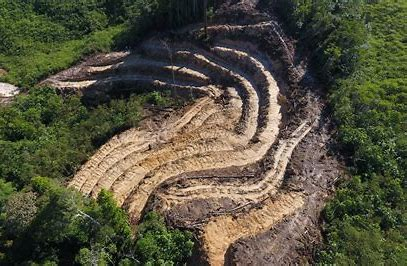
[224,116,344,265]
[0,68,7,77]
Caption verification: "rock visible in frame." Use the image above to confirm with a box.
[0,82,20,104]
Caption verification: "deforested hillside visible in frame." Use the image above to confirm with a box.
[42,1,340,264]
[0,0,405,265]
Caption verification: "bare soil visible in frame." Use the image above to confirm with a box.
[224,116,344,265]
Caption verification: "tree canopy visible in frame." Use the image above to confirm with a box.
[0,0,213,87]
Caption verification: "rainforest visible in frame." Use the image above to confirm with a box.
[0,0,406,265]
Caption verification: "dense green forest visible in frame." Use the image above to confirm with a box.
[0,0,124,86]
[273,0,406,264]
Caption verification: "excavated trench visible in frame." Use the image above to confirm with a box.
[43,1,343,265]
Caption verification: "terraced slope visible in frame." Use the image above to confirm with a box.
[44,2,339,264]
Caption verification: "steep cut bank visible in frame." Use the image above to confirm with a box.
[43,0,344,264]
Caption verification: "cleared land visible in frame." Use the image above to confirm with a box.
[44,1,342,264]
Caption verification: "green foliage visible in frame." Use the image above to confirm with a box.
[320,175,407,264]
[273,0,367,82]
[93,190,132,238]
[135,212,194,265]
[146,91,171,106]
[0,25,124,87]
[2,191,38,236]
[0,179,15,209]
[0,0,214,87]
[121,0,214,45]
[31,1,109,36]
[0,0,131,86]
[0,88,143,186]
[0,1,199,264]
[0,177,133,265]
[0,178,193,265]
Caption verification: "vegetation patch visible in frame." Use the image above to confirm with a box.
[0,0,213,88]
[0,26,125,87]
[0,0,131,87]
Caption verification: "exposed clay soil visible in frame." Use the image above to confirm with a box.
[42,0,345,265]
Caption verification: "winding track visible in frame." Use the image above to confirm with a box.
[46,16,319,265]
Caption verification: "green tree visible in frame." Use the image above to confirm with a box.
[135,212,194,265]
[0,179,15,209]
[3,192,37,236]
